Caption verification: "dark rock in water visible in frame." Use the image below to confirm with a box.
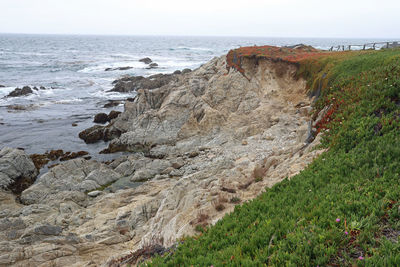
[108,110,121,121]
[7,86,33,97]
[182,68,192,74]
[94,111,121,123]
[30,149,64,170]
[105,67,133,71]
[40,86,46,90]
[0,85,5,88]
[47,150,64,161]
[79,124,122,144]
[79,125,105,144]
[59,151,89,161]
[94,113,109,124]
[126,97,136,102]
[147,63,158,69]
[7,104,37,111]
[139,57,152,64]
[72,123,78,127]
[103,100,121,108]
[118,66,132,71]
[173,70,182,75]
[32,86,38,91]
[109,74,175,93]
[30,154,50,170]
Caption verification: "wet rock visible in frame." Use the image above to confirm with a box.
[0,85,5,88]
[72,123,78,127]
[173,70,182,75]
[7,86,33,97]
[108,110,121,121]
[139,57,152,64]
[78,125,105,144]
[47,150,64,161]
[29,154,50,170]
[94,113,109,124]
[105,67,133,71]
[40,86,46,90]
[30,149,88,170]
[6,104,37,111]
[59,151,89,161]
[147,63,158,69]
[0,147,38,195]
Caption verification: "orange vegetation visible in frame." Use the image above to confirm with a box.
[226,45,332,74]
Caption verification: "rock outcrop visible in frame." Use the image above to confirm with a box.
[6,86,33,97]
[0,54,326,266]
[109,74,177,93]
[0,147,38,195]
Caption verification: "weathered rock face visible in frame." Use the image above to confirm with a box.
[20,158,121,205]
[0,147,38,195]
[109,74,176,93]
[0,55,326,266]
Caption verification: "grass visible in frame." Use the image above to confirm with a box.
[147,48,400,266]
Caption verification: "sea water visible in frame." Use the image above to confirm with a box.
[0,34,393,159]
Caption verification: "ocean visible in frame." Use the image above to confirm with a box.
[0,34,394,159]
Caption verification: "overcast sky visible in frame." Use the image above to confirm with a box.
[0,0,399,38]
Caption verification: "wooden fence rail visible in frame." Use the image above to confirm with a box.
[329,41,400,51]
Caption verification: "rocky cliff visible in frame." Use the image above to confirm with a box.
[0,53,325,266]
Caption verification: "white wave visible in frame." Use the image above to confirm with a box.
[160,60,202,68]
[78,61,145,73]
[0,87,16,98]
[176,46,213,51]
[53,98,83,104]
[90,90,135,100]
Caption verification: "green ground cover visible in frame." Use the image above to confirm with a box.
[149,48,400,266]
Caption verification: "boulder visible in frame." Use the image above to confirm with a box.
[147,63,158,69]
[7,86,33,97]
[139,57,152,64]
[20,158,122,205]
[182,68,192,74]
[0,147,38,195]
[78,125,105,144]
[173,70,182,75]
[105,67,133,71]
[108,110,121,121]
[0,85,5,88]
[94,113,109,124]
[79,125,121,144]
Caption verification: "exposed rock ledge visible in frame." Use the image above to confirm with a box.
[0,55,325,266]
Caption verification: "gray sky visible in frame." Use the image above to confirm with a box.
[0,0,399,38]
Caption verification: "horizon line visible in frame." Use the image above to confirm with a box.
[0,32,399,40]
